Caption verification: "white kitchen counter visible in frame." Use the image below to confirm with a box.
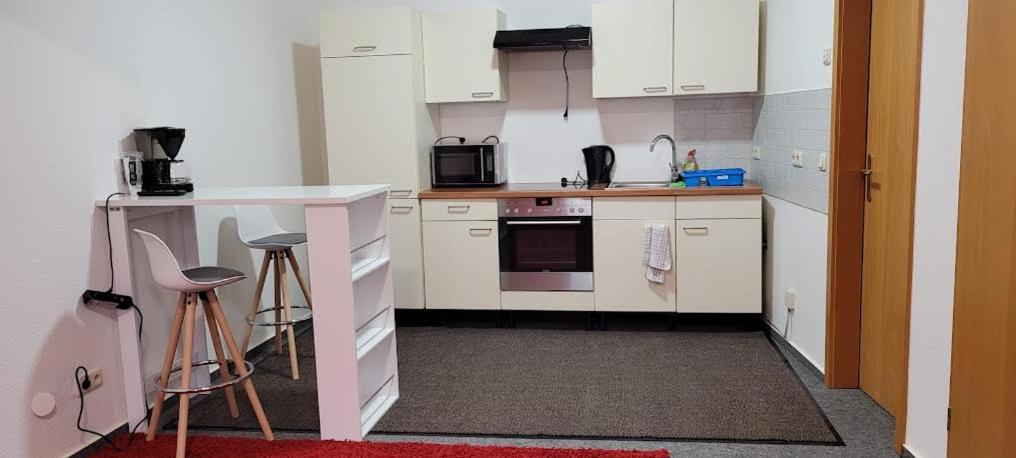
[98,184,397,441]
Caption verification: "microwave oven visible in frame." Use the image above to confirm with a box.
[431,143,506,187]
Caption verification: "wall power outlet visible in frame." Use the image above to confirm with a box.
[77,368,103,396]
[785,288,797,311]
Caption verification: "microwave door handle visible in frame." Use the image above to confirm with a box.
[479,150,486,182]
[505,220,584,225]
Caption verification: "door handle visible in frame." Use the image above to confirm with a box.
[861,153,873,202]
[471,91,494,98]
[505,220,583,226]
[643,86,668,93]
[389,189,413,197]
[447,205,471,213]
[680,84,706,91]
[390,206,414,213]
[469,227,493,236]
[352,45,376,52]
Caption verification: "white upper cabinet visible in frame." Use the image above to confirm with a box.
[320,7,420,58]
[422,9,508,103]
[592,0,674,98]
[673,0,760,95]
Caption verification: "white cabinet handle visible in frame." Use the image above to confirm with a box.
[683,227,710,236]
[389,189,413,197]
[680,84,706,91]
[447,205,471,213]
[352,45,376,52]
[390,206,414,213]
[471,91,494,98]
[469,227,493,236]
[643,86,668,93]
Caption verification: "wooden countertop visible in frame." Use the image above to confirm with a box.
[419,182,763,199]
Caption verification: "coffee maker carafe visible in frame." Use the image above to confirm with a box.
[582,145,615,186]
[134,127,193,196]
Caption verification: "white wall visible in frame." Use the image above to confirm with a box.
[760,0,835,95]
[904,0,968,456]
[0,1,325,456]
[762,196,828,369]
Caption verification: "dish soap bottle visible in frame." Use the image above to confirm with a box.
[682,149,700,173]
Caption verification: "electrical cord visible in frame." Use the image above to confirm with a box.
[562,48,570,119]
[103,192,125,293]
[434,136,466,145]
[481,135,500,144]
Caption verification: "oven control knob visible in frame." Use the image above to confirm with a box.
[556,208,562,213]
[513,208,519,214]
[578,208,585,214]
[526,208,532,213]
[505,208,511,214]
[569,208,575,213]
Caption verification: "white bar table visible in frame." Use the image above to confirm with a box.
[98,185,398,441]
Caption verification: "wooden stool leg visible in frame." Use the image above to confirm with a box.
[285,248,313,309]
[176,293,198,458]
[207,290,274,441]
[241,251,273,355]
[201,295,239,418]
[272,251,282,353]
[146,293,187,441]
[278,257,300,380]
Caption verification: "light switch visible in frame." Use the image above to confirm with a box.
[818,153,828,171]
[752,146,762,160]
[791,151,804,168]
[823,48,833,66]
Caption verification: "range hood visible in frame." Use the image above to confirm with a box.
[493,27,591,52]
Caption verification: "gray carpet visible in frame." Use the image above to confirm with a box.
[180,327,840,444]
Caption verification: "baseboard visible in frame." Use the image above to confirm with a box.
[763,319,825,380]
[902,445,918,458]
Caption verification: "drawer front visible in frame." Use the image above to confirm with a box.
[675,195,762,220]
[422,199,498,221]
[593,197,676,220]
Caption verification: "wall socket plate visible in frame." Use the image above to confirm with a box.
[823,48,833,66]
[751,146,762,160]
[818,153,828,171]
[785,288,797,311]
[77,368,103,396]
[791,151,804,168]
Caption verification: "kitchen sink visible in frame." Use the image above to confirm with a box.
[606,181,674,189]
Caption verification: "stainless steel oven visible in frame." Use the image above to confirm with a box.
[498,197,593,291]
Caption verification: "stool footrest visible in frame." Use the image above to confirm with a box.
[154,359,255,394]
[245,305,312,326]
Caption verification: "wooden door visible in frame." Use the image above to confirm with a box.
[947,0,1016,455]
[858,0,922,417]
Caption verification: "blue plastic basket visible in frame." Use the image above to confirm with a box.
[683,168,746,187]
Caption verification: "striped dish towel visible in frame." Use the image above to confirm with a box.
[642,224,672,284]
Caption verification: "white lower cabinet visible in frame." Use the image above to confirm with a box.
[675,219,761,313]
[422,220,500,309]
[593,219,677,312]
[388,199,425,309]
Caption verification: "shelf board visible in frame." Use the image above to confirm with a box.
[351,256,391,282]
[361,390,398,436]
[356,325,395,360]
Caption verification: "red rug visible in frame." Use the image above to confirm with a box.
[93,435,669,457]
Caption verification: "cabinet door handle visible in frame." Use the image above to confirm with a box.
[447,205,471,213]
[680,84,706,91]
[352,45,376,52]
[390,206,414,213]
[471,91,494,98]
[469,227,493,236]
[389,189,413,197]
[643,86,668,93]
[683,227,710,236]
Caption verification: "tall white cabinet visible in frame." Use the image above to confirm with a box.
[321,7,437,310]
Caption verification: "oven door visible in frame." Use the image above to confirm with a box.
[432,148,490,186]
[499,217,593,291]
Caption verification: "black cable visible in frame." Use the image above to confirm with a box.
[434,136,466,145]
[481,135,500,144]
[76,366,122,451]
[562,48,570,119]
[103,192,125,293]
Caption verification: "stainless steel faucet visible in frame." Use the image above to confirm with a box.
[650,134,680,182]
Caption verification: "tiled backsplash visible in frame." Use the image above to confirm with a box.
[673,96,756,172]
[750,88,833,214]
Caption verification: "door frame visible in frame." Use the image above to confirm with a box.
[825,0,923,453]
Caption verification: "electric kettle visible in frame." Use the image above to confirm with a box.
[582,145,615,186]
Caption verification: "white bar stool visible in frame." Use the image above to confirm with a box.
[235,206,313,380]
[133,229,273,457]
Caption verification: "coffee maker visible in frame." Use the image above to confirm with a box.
[134,127,193,196]
[582,145,615,186]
